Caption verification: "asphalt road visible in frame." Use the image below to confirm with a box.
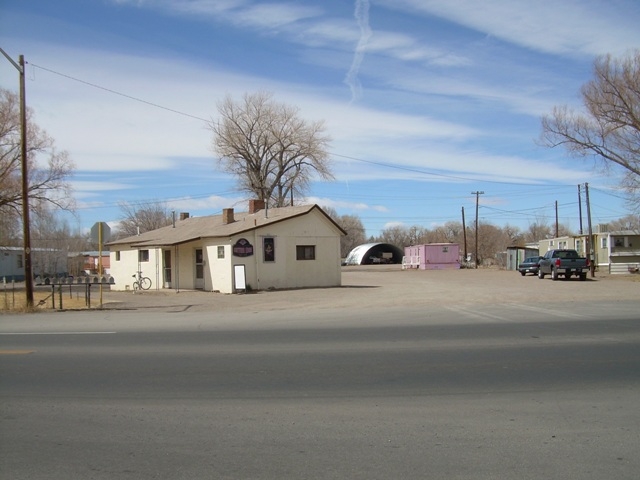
[2,300,640,479]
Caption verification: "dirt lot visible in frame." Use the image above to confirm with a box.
[3,266,637,314]
[94,265,639,314]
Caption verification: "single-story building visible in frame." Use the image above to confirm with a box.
[1,246,68,282]
[68,251,111,276]
[107,201,346,293]
[403,243,461,270]
[505,245,540,271]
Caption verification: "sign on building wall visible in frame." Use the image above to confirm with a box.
[233,238,254,257]
[263,237,275,262]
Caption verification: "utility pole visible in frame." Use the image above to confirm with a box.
[555,201,559,238]
[584,183,595,277]
[461,206,467,264]
[577,184,583,235]
[471,191,484,269]
[1,48,33,307]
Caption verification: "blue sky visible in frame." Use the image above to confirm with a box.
[1,0,639,238]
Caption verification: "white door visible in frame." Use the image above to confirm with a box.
[195,248,204,289]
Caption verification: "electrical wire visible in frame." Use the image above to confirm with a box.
[29,63,210,123]
[26,63,634,227]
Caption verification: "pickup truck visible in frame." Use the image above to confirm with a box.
[538,249,589,281]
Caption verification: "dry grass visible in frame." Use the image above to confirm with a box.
[1,286,103,312]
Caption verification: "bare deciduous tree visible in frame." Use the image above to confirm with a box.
[210,92,334,207]
[376,224,413,249]
[606,214,640,232]
[541,50,640,211]
[0,208,21,245]
[0,88,75,225]
[323,207,367,257]
[114,201,173,239]
[525,217,553,243]
[30,204,90,277]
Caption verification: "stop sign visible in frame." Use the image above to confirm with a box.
[91,222,111,244]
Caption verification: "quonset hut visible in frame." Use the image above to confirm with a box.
[343,243,404,265]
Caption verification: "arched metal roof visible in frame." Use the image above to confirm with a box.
[344,243,404,265]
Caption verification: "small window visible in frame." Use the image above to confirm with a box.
[138,249,149,262]
[17,254,23,269]
[115,251,121,261]
[296,245,315,260]
[217,246,225,259]
[601,237,608,249]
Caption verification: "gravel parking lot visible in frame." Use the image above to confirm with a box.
[100,265,639,313]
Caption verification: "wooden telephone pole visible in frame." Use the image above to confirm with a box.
[471,191,484,268]
[0,48,33,307]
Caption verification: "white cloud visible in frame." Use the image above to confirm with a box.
[377,0,640,57]
[166,194,244,213]
[383,221,405,230]
[305,196,388,213]
[345,0,372,102]
[4,39,590,193]
[0,23,610,219]
[232,3,322,29]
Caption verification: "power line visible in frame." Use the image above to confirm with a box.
[28,63,600,190]
[29,63,210,123]
[332,152,574,186]
[24,63,634,231]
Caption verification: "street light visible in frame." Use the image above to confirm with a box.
[1,48,33,307]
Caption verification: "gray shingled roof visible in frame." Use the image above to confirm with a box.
[107,204,345,248]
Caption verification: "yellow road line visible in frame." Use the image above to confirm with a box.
[0,350,35,355]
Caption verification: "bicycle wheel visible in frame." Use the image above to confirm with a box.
[140,277,152,290]
[132,281,140,291]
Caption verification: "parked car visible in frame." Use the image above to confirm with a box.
[518,256,543,276]
[538,249,589,281]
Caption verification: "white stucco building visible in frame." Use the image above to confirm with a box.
[107,201,346,293]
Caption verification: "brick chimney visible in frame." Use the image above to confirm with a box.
[249,199,265,214]
[222,208,234,224]
[179,212,190,220]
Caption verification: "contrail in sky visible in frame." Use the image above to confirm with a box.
[345,0,372,103]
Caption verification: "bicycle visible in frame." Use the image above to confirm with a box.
[132,271,152,291]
